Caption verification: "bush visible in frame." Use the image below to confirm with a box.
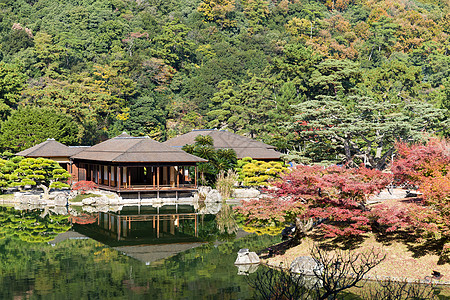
[216,170,238,199]
[236,158,288,186]
[72,181,98,194]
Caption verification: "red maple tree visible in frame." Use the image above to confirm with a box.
[72,180,98,194]
[388,139,450,238]
[235,165,392,237]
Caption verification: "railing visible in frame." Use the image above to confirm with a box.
[97,183,197,192]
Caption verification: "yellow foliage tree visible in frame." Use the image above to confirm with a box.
[197,0,237,29]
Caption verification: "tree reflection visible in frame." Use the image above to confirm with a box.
[0,207,70,242]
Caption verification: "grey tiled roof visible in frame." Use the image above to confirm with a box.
[16,139,81,157]
[72,135,207,163]
[164,129,281,160]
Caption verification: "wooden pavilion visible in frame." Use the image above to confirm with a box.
[70,133,207,195]
[16,138,88,173]
[164,129,281,160]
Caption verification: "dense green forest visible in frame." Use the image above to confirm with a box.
[0,0,449,167]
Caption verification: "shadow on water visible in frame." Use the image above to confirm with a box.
[0,203,281,299]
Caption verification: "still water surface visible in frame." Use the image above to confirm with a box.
[0,204,278,299]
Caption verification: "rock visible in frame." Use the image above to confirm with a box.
[232,188,260,199]
[205,189,222,203]
[15,193,42,205]
[235,248,260,265]
[193,186,221,203]
[290,256,323,276]
[54,193,68,206]
[194,186,211,202]
[81,197,97,206]
[94,196,109,205]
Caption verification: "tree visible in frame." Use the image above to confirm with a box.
[0,63,27,118]
[72,181,98,194]
[207,80,238,130]
[365,15,399,63]
[242,0,270,34]
[152,21,194,70]
[268,44,322,98]
[120,95,167,141]
[32,32,66,79]
[229,75,275,138]
[0,107,80,152]
[290,96,446,169]
[182,135,237,185]
[309,59,362,97]
[389,139,450,245]
[0,157,71,198]
[235,164,392,237]
[197,0,236,29]
[361,58,426,102]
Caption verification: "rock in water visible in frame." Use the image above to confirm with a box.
[234,248,260,265]
[205,189,222,203]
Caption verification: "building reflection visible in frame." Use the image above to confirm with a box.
[73,205,202,247]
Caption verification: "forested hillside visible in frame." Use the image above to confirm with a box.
[0,0,449,167]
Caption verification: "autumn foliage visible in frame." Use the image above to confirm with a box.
[388,139,450,239]
[235,165,392,237]
[72,181,98,194]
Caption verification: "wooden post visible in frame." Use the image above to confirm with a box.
[177,166,180,188]
[97,165,100,185]
[128,168,131,189]
[195,166,198,188]
[118,166,121,190]
[157,167,160,190]
[152,167,156,189]
[90,165,93,182]
[108,166,111,187]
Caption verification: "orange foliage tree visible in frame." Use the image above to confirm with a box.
[390,139,450,241]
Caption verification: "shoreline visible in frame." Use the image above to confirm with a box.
[260,234,450,286]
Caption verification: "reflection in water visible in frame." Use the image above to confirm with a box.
[0,204,280,299]
[216,203,239,235]
[0,206,70,243]
[74,205,202,246]
[72,205,207,264]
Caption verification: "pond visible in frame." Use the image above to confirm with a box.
[0,203,280,299]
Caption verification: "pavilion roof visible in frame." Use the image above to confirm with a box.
[163,129,281,160]
[72,134,207,163]
[16,139,86,157]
